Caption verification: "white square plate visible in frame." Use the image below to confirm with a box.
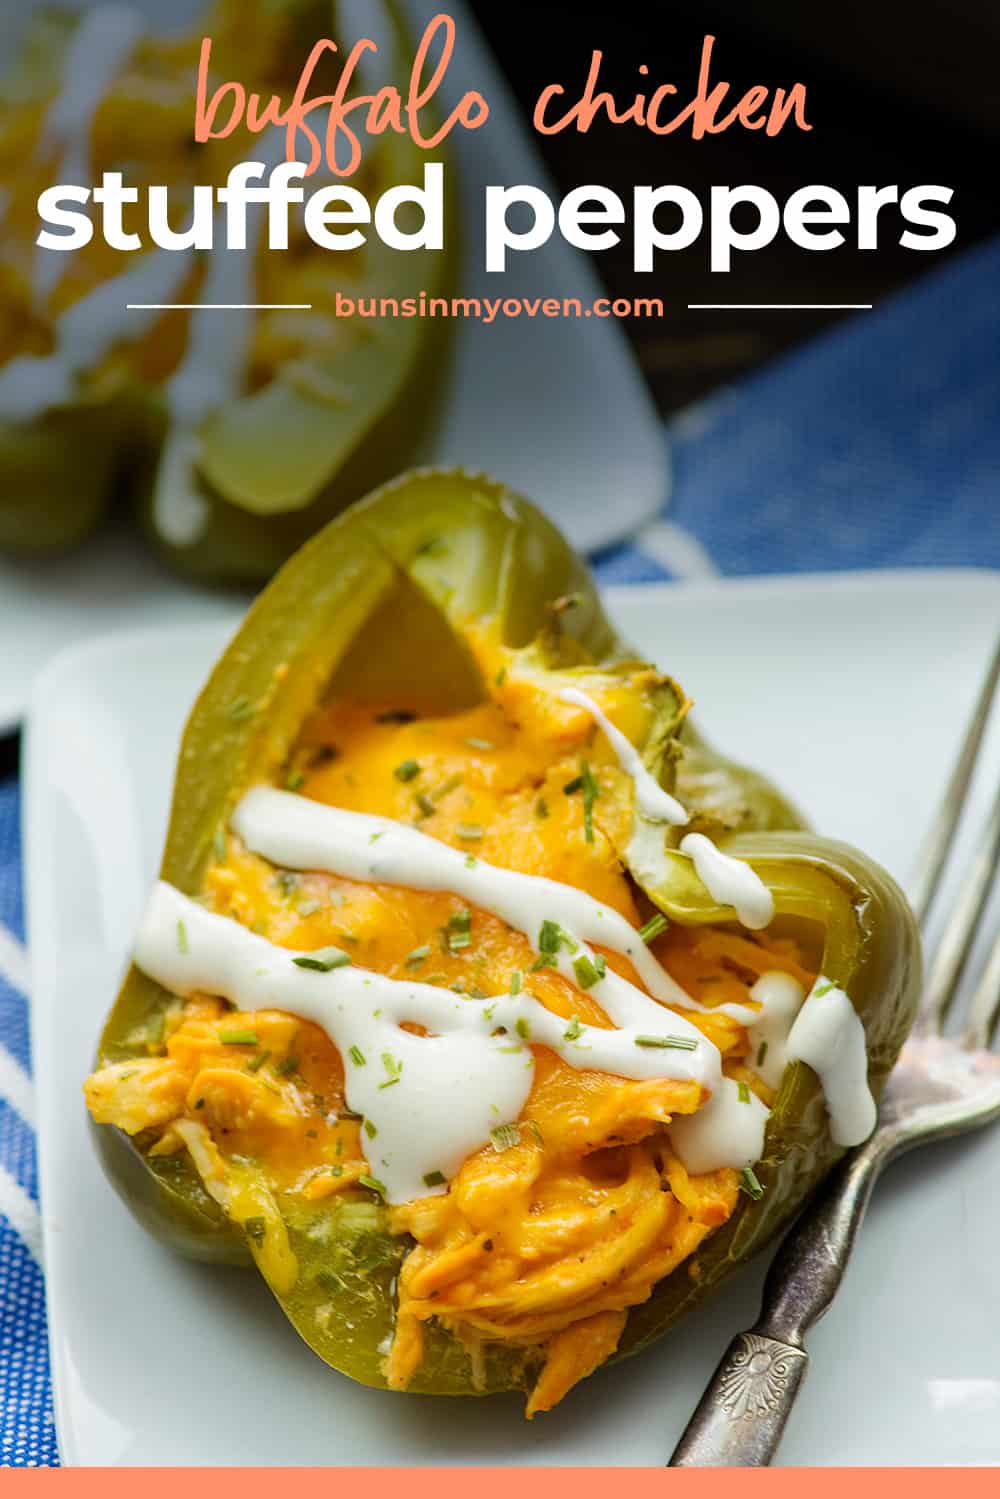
[0,0,665,733]
[25,571,1000,1466]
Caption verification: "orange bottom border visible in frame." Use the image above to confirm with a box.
[3,1471,999,1490]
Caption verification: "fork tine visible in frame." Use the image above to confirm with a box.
[909,637,1000,926]
[961,923,1000,1050]
[917,777,1000,1034]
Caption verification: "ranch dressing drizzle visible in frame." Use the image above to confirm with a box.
[136,882,721,1205]
[746,971,806,1089]
[786,977,876,1146]
[231,787,704,1028]
[669,1076,770,1173]
[152,132,294,547]
[558,686,771,928]
[0,5,167,419]
[678,832,775,931]
[558,686,688,825]
[0,248,193,421]
[668,969,876,1167]
[33,5,147,306]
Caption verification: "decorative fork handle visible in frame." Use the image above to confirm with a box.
[670,1135,891,1466]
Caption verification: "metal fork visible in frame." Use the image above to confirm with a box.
[669,638,1000,1467]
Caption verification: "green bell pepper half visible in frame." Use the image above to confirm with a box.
[0,0,455,582]
[89,468,922,1398]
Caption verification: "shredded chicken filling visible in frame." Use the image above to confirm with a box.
[85,681,814,1413]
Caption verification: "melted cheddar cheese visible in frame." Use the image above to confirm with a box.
[85,686,814,1413]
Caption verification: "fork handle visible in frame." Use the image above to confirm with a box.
[670,1139,888,1466]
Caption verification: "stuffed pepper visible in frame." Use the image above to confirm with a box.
[85,471,921,1414]
[0,0,452,581]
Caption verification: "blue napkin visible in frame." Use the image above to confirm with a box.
[1,234,997,1466]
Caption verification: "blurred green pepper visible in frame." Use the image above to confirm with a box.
[0,0,454,580]
[89,469,921,1398]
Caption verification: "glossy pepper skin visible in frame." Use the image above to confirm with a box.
[0,0,454,582]
[90,469,922,1398]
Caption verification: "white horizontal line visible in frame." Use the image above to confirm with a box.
[126,303,313,310]
[688,303,873,310]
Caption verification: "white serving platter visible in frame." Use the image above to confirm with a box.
[25,570,1000,1465]
[0,0,666,733]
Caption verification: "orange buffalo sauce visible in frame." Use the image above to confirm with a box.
[85,689,813,1412]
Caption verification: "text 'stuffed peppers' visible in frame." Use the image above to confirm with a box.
[88,469,921,1401]
[0,0,453,582]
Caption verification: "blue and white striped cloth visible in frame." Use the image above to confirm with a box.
[1,235,998,1466]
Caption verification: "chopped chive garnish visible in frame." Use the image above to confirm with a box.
[219,1029,258,1046]
[530,954,556,971]
[465,854,478,868]
[246,1050,271,1073]
[292,947,352,973]
[814,980,836,997]
[286,770,305,792]
[535,797,549,819]
[176,919,189,955]
[432,773,463,803]
[737,1081,751,1104]
[580,761,599,843]
[405,945,430,968]
[495,667,507,687]
[364,1119,377,1139]
[465,737,495,751]
[456,823,484,841]
[564,1015,583,1041]
[572,953,606,989]
[490,1122,520,1152]
[227,696,256,723]
[756,1041,769,1067]
[330,1164,343,1177]
[539,919,560,955]
[634,1034,699,1051]
[444,909,472,952]
[379,1052,403,1090]
[740,1166,765,1200]
[243,1216,267,1244]
[213,827,227,862]
[394,760,421,783]
[275,871,299,897]
[359,1175,386,1197]
[277,1055,299,1077]
[515,1017,531,1040]
[423,1170,447,1188]
[415,792,436,820]
[638,913,669,944]
[348,1045,366,1067]
[539,920,578,958]
[369,831,384,844]
[498,1043,523,1053]
[509,970,522,996]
